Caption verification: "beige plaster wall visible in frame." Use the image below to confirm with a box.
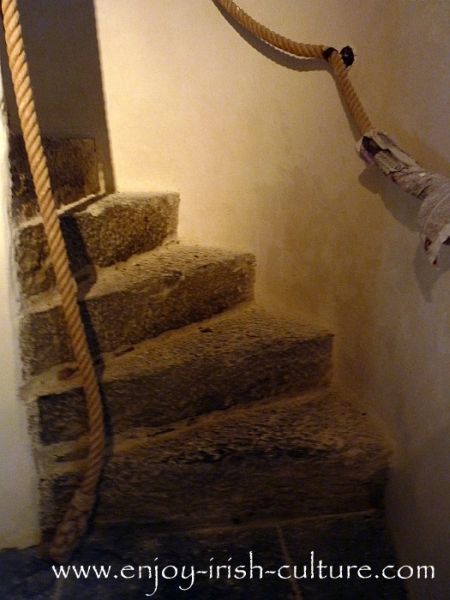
[0,75,39,549]
[94,1,449,597]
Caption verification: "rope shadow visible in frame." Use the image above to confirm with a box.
[213,0,327,74]
[213,0,360,140]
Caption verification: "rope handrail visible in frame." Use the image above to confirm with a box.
[2,0,105,563]
[214,0,450,264]
[214,0,373,135]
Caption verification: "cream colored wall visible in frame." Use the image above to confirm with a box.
[94,1,449,597]
[0,75,39,549]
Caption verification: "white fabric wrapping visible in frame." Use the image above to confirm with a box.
[357,131,450,265]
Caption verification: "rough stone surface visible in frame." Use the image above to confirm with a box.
[0,511,406,599]
[15,192,180,297]
[25,305,332,445]
[21,245,255,374]
[40,390,388,531]
[9,135,100,220]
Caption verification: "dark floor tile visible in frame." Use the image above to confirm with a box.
[1,524,299,599]
[0,547,59,599]
[3,514,409,599]
[72,524,298,599]
[281,511,408,599]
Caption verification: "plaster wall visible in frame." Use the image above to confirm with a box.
[0,74,39,549]
[0,1,448,597]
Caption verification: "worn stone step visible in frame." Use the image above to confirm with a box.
[0,511,406,599]
[15,192,180,297]
[9,135,100,221]
[25,305,332,446]
[21,245,255,375]
[81,512,405,599]
[39,390,389,533]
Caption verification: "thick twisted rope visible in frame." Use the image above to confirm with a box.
[215,0,373,134]
[215,1,450,264]
[2,0,105,563]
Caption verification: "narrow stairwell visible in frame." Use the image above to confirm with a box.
[9,137,407,598]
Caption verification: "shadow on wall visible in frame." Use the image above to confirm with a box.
[0,0,115,192]
[213,0,361,141]
[387,420,450,600]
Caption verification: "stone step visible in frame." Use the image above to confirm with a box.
[9,135,100,221]
[0,511,407,598]
[15,192,180,297]
[25,305,332,447]
[39,390,389,533]
[21,245,255,375]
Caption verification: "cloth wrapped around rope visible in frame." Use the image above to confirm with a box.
[358,131,450,265]
[214,1,449,267]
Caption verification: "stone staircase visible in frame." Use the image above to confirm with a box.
[12,138,406,598]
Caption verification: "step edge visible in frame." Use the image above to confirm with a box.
[38,388,390,479]
[17,191,180,232]
[22,244,257,313]
[22,303,333,400]
[86,508,386,540]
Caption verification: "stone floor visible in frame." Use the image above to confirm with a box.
[0,511,407,599]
